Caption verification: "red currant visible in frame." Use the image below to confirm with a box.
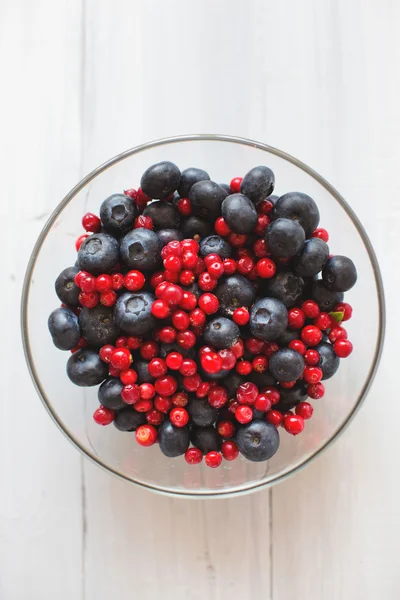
[185,448,203,464]
[189,307,206,327]
[82,212,101,232]
[304,349,320,365]
[198,293,219,315]
[311,228,329,242]
[120,368,137,385]
[80,275,96,292]
[236,360,252,376]
[228,233,247,247]
[235,405,253,424]
[230,176,243,193]
[95,274,113,292]
[205,451,222,468]
[329,327,348,343]
[253,238,269,258]
[135,424,157,446]
[179,270,195,286]
[170,407,189,428]
[217,420,235,438]
[333,339,353,358]
[301,325,323,346]
[233,307,250,326]
[296,402,313,420]
[181,239,199,253]
[223,258,237,275]
[151,299,171,319]
[201,352,223,374]
[100,291,117,306]
[180,291,197,311]
[99,344,114,363]
[215,217,231,236]
[93,406,114,425]
[121,384,140,404]
[148,358,167,378]
[307,382,325,399]
[75,234,89,251]
[237,256,254,276]
[301,299,320,318]
[196,382,211,398]
[221,440,239,461]
[288,339,306,355]
[179,359,197,377]
[146,409,164,426]
[198,272,217,291]
[288,308,306,329]
[158,326,176,343]
[256,258,276,279]
[171,310,190,331]
[254,394,272,413]
[334,302,353,321]
[231,339,245,358]
[182,374,202,392]
[176,330,196,349]
[154,395,172,413]
[245,337,265,355]
[110,348,132,370]
[263,387,280,405]
[254,214,270,236]
[208,386,228,408]
[257,199,274,215]
[252,355,268,373]
[166,352,183,370]
[177,197,192,216]
[140,340,158,361]
[283,414,305,435]
[302,366,323,384]
[124,270,145,292]
[134,215,153,229]
[266,410,283,426]
[111,273,124,290]
[171,391,188,407]
[126,336,143,349]
[134,399,153,413]
[236,382,258,405]
[182,251,198,269]
[314,312,331,330]
[154,375,177,396]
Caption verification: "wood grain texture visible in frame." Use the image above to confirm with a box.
[1,0,399,598]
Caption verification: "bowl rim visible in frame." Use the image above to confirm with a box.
[21,133,386,498]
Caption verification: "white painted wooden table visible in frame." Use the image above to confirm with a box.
[1,1,398,598]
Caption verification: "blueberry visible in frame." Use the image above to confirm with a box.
[191,426,222,453]
[221,372,245,399]
[293,238,329,277]
[120,228,162,272]
[315,342,340,380]
[178,167,210,197]
[134,360,155,384]
[55,266,80,306]
[114,407,146,431]
[312,280,344,312]
[268,194,279,206]
[204,316,240,349]
[99,194,137,236]
[189,180,228,220]
[269,348,305,382]
[181,214,213,239]
[143,201,181,231]
[79,305,119,347]
[276,328,299,347]
[274,382,307,412]
[247,370,277,389]
[140,161,181,199]
[199,235,232,259]
[219,183,232,194]
[98,377,126,410]
[240,166,275,204]
[221,193,258,234]
[48,307,81,350]
[158,419,190,457]
[78,233,119,275]
[236,420,279,462]
[157,228,183,246]
[114,292,156,336]
[187,396,218,427]
[272,192,320,236]
[216,274,257,318]
[264,270,305,308]
[322,255,357,292]
[249,297,288,342]
[66,347,108,386]
[264,218,305,258]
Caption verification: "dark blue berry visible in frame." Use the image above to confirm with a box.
[264,270,305,308]
[178,167,210,197]
[221,193,258,234]
[78,305,119,347]
[181,214,213,239]
[189,180,228,220]
[315,342,340,380]
[120,228,162,272]
[78,233,119,275]
[236,420,280,462]
[48,307,80,350]
[100,194,137,236]
[276,328,300,347]
[312,280,344,312]
[143,201,181,231]
[272,192,320,236]
[134,360,155,384]
[114,407,146,431]
[322,255,357,292]
[187,396,218,427]
[199,235,232,259]
[221,372,245,399]
[191,426,222,453]
[249,297,288,342]
[293,238,329,277]
[269,348,305,382]
[264,218,305,258]
[274,382,308,412]
[240,166,275,204]
[114,292,156,336]
[216,274,257,318]
[247,370,277,389]
[158,419,190,457]
[66,347,108,386]
[157,228,183,246]
[140,161,181,199]
[98,377,126,410]
[55,266,80,306]
[204,317,240,349]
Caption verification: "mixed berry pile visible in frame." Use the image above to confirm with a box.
[48,162,357,468]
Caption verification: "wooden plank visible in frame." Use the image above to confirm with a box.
[0,1,84,598]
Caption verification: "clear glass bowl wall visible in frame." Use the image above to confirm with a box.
[22,135,385,497]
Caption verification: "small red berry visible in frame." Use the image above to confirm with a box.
[230,176,243,193]
[134,215,153,229]
[82,212,101,232]
[311,228,329,242]
[280,380,297,389]
[252,355,268,373]
[304,349,320,365]
[170,407,189,428]
[135,424,157,446]
[126,335,143,349]
[237,382,258,405]
[75,233,89,251]
[215,217,231,236]
[258,199,274,215]
[263,341,279,357]
[100,290,117,306]
[155,281,170,298]
[228,233,247,247]
[307,382,325,399]
[164,270,180,283]
[181,239,199,253]
[245,337,265,355]
[301,299,320,318]
[134,188,151,211]
[253,238,269,258]
[182,374,202,392]
[296,402,313,420]
[182,251,198,269]
[78,291,98,308]
[196,382,211,398]
[198,293,219,315]
[198,272,217,291]
[193,257,206,277]
[162,240,182,258]
[140,340,158,361]
[207,260,225,279]
[179,270,195,286]
[254,214,270,236]
[329,327,348,343]
[233,307,250,326]
[158,326,176,343]
[177,197,192,216]
[164,255,182,272]
[124,270,145,292]
[217,420,235,438]
[185,448,203,464]
[150,271,165,288]
[201,352,223,374]
[115,336,128,347]
[179,359,197,377]
[154,375,177,396]
[288,308,306,329]
[176,330,196,349]
[314,312,331,330]
[154,395,172,413]
[146,409,164,425]
[208,386,228,408]
[283,414,305,435]
[111,273,124,290]
[171,310,190,331]
[121,384,140,404]
[254,394,272,413]
[235,405,253,424]
[189,307,206,328]
[151,299,171,319]
[79,275,96,292]
[263,387,280,405]
[301,325,323,346]
[231,339,245,359]
[334,339,353,358]
[236,360,252,376]
[237,256,254,276]
[303,366,323,384]
[74,270,89,287]
[95,274,113,292]
[221,440,239,461]
[148,358,167,378]
[171,391,188,407]
[93,406,114,425]
[205,451,222,468]
[99,344,114,363]
[218,348,237,370]
[256,258,276,279]
[334,302,353,321]
[111,348,132,370]
[180,291,197,311]
[120,368,137,385]
[288,339,306,355]
[266,410,283,426]
[134,399,153,412]
[223,258,237,275]
[166,352,183,370]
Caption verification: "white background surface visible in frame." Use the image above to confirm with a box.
[1,1,399,598]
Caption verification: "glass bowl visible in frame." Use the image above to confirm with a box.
[21,134,385,498]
